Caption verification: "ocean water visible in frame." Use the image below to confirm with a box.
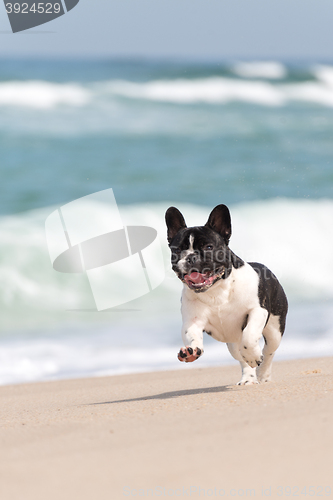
[0,59,333,385]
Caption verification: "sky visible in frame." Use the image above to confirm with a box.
[1,0,333,61]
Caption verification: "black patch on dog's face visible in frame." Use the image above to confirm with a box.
[165,205,244,292]
[170,226,229,276]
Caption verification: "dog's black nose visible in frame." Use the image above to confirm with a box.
[186,253,198,265]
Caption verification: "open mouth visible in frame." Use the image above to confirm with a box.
[183,272,220,291]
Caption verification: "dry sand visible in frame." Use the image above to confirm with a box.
[0,357,332,500]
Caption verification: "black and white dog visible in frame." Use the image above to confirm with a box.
[165,204,288,385]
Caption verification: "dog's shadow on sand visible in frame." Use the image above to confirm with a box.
[89,385,231,406]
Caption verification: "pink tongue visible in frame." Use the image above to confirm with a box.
[188,272,206,284]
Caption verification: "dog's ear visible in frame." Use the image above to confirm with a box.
[165,207,187,244]
[205,204,232,244]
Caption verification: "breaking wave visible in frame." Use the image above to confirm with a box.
[0,198,332,329]
[231,61,287,79]
[0,80,91,108]
[0,198,332,384]
[2,65,333,110]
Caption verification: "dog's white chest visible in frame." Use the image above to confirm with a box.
[181,264,260,344]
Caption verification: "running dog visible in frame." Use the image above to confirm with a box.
[165,204,288,385]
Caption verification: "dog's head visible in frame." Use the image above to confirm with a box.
[165,204,236,293]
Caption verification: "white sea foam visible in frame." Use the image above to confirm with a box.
[0,198,332,328]
[3,74,333,110]
[229,198,333,301]
[0,198,333,385]
[104,77,333,108]
[0,80,91,108]
[0,330,233,385]
[231,61,287,79]
[0,304,332,385]
[283,81,333,107]
[100,78,285,106]
[312,64,333,86]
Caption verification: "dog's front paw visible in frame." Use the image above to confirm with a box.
[178,346,203,363]
[240,345,263,369]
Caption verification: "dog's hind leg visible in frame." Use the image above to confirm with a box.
[227,343,258,385]
[257,315,283,383]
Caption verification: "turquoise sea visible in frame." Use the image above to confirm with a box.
[0,58,332,384]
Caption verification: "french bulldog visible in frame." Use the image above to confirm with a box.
[165,204,288,385]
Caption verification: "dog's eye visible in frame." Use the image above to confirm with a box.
[204,245,213,251]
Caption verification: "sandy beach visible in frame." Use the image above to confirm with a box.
[0,357,332,499]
